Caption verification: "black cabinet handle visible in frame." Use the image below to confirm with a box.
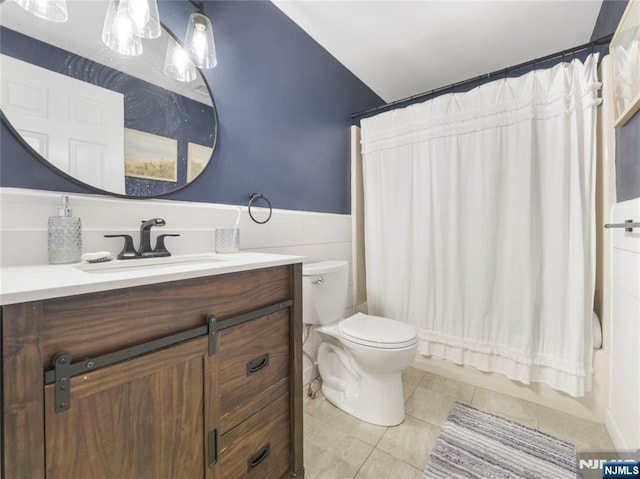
[247,443,270,471]
[246,353,269,376]
[208,428,218,468]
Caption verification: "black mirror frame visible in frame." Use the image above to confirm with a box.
[0,22,219,199]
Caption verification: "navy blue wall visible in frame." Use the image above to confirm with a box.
[616,119,640,201]
[591,0,628,42]
[0,0,383,214]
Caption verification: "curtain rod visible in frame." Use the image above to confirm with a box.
[350,33,614,120]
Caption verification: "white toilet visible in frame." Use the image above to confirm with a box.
[303,261,418,426]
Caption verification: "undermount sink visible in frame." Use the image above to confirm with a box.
[74,253,227,274]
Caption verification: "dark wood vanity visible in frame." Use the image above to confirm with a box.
[2,263,304,479]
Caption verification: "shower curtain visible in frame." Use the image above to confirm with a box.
[361,54,600,397]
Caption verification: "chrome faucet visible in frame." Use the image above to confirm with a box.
[104,218,180,259]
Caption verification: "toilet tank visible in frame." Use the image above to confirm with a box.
[302,261,349,325]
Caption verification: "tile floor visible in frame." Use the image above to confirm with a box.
[303,367,615,479]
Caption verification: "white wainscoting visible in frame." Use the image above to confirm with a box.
[0,187,353,384]
[606,196,640,450]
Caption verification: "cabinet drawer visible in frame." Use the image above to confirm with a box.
[218,393,290,479]
[218,309,290,432]
[41,265,291,366]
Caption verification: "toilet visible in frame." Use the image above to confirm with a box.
[303,261,418,426]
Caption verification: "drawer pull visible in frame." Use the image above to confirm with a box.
[246,353,270,376]
[208,428,218,468]
[247,443,270,471]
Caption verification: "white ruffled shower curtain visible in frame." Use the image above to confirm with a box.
[361,54,600,397]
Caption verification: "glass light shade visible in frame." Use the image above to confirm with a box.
[185,12,217,69]
[101,0,143,56]
[13,0,68,22]
[164,38,197,83]
[121,0,161,39]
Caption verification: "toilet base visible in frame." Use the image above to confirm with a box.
[321,372,406,427]
[317,342,409,427]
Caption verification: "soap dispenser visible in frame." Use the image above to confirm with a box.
[48,195,82,264]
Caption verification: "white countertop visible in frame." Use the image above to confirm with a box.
[0,252,304,305]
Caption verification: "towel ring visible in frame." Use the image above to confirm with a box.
[248,193,272,224]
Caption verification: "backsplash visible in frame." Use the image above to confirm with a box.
[0,187,350,264]
[0,187,353,383]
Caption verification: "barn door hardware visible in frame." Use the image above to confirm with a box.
[53,352,72,413]
[44,299,293,412]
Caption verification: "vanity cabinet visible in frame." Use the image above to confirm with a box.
[1,264,304,479]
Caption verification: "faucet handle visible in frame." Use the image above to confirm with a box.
[104,234,138,259]
[154,234,180,256]
[141,218,166,228]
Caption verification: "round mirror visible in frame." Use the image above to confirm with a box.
[0,0,218,198]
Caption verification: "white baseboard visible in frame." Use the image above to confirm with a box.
[411,354,606,422]
[605,407,630,451]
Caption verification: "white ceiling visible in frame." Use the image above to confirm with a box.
[272,0,604,103]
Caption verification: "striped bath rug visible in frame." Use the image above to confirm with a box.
[423,403,580,479]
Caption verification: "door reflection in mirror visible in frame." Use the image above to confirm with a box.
[0,0,218,198]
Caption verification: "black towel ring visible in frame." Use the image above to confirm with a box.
[248,193,272,224]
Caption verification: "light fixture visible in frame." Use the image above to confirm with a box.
[101,0,143,57]
[184,2,217,69]
[13,0,218,70]
[162,1,216,82]
[12,0,68,22]
[122,0,161,40]
[164,37,197,83]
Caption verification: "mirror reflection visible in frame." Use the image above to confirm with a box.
[0,0,218,197]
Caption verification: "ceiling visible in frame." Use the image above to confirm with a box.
[272,0,604,103]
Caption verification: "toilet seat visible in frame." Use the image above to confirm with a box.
[338,313,417,349]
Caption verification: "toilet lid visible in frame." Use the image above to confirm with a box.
[339,313,417,348]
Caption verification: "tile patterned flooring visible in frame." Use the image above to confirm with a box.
[303,367,615,479]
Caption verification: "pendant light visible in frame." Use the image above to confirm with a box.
[12,0,68,22]
[164,37,197,83]
[101,0,143,56]
[122,0,161,40]
[184,2,217,69]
